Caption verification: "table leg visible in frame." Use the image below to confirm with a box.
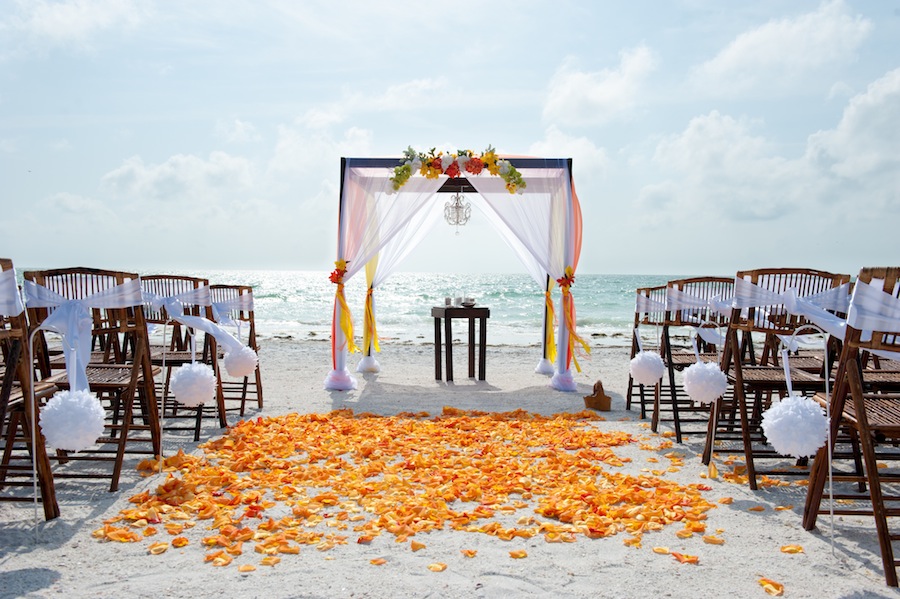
[434,317,441,380]
[468,317,476,378]
[479,316,487,381]
[445,317,453,381]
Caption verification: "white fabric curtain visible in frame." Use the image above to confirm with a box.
[327,161,444,389]
[357,199,443,371]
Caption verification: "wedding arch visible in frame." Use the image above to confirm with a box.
[325,148,586,392]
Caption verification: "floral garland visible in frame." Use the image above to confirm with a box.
[390,145,526,194]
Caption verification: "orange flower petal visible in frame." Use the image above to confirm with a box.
[148,542,169,555]
[238,564,256,573]
[652,546,670,554]
[460,549,477,558]
[702,535,725,545]
[759,578,784,596]
[427,563,447,572]
[671,552,699,565]
[509,550,528,559]
[411,541,426,552]
[370,558,387,566]
[780,545,804,554]
[172,536,189,548]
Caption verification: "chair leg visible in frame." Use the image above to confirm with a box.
[848,366,899,586]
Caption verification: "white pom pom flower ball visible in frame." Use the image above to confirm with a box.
[224,345,259,378]
[170,362,216,408]
[761,394,829,458]
[630,351,665,386]
[683,361,728,405]
[40,389,106,452]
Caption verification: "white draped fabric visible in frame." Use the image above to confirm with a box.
[143,285,245,355]
[326,157,583,392]
[23,278,144,392]
[0,267,24,317]
[212,291,254,336]
[357,191,443,372]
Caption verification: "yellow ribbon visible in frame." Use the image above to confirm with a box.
[363,286,379,355]
[561,285,590,372]
[335,283,358,354]
[544,289,557,364]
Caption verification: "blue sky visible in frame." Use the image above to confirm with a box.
[1,0,898,275]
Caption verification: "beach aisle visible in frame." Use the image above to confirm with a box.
[0,339,897,598]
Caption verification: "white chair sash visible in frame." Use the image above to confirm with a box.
[781,285,852,343]
[634,293,665,315]
[696,326,727,348]
[23,278,144,392]
[847,280,900,334]
[0,268,24,317]
[211,292,254,335]
[143,287,243,354]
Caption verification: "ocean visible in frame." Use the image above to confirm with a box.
[173,271,692,348]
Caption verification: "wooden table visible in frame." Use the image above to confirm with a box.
[431,306,490,381]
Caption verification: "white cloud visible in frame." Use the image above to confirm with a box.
[214,118,262,143]
[267,125,373,180]
[806,68,900,207]
[542,46,656,126]
[637,67,900,234]
[101,151,256,206]
[691,0,871,95]
[644,110,813,221]
[3,0,148,52]
[528,126,609,179]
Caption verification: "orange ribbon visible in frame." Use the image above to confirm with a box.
[335,283,358,354]
[330,261,358,356]
[556,266,590,372]
[363,286,379,355]
[544,290,557,364]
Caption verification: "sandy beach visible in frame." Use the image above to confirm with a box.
[1,338,898,598]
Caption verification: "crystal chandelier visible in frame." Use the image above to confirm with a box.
[444,192,471,234]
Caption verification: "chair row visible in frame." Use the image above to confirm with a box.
[627,266,900,586]
[0,261,263,521]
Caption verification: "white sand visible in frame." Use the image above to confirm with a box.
[1,338,898,598]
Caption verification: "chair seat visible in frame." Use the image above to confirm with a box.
[788,355,825,373]
[46,364,161,389]
[668,351,718,369]
[729,365,824,390]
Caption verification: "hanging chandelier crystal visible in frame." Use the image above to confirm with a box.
[444,192,471,234]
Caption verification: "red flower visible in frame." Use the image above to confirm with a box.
[329,269,345,284]
[556,274,575,288]
[430,157,443,172]
[466,157,484,175]
[444,161,460,178]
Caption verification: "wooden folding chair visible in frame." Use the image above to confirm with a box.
[0,258,59,519]
[141,275,226,441]
[803,267,900,586]
[210,284,263,416]
[24,267,161,492]
[658,276,734,443]
[625,285,666,421]
[701,268,850,490]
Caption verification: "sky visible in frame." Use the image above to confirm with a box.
[1,0,898,276]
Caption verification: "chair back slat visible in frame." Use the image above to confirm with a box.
[733,267,850,335]
[665,276,734,328]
